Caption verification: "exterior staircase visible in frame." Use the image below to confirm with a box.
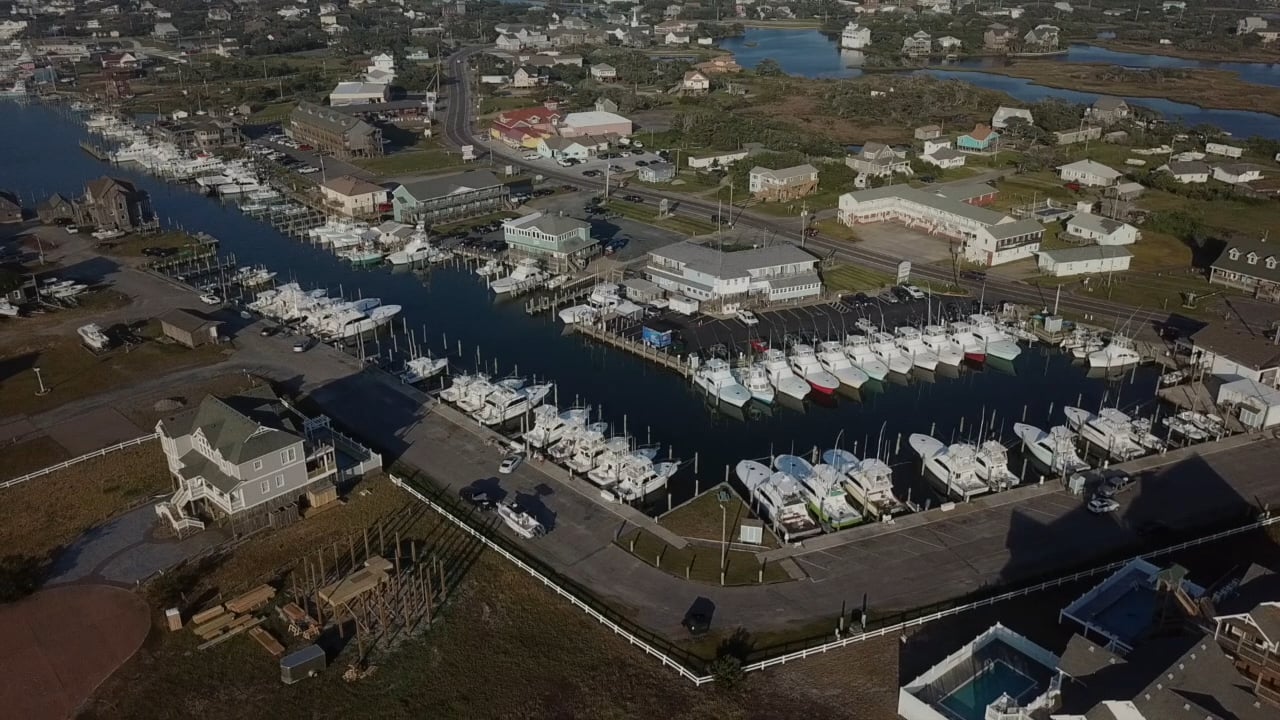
[154,485,206,533]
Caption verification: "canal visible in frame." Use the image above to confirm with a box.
[0,102,1165,508]
[718,29,1280,139]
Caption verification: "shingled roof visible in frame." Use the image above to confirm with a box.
[160,385,301,465]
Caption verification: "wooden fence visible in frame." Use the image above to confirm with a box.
[0,433,158,490]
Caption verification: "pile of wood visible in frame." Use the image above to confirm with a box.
[279,601,321,641]
[226,584,276,614]
[188,584,279,652]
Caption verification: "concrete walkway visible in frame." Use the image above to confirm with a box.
[47,504,226,587]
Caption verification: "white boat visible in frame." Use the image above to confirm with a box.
[50,283,88,299]
[788,344,839,395]
[908,434,990,501]
[816,340,868,389]
[1179,410,1227,438]
[761,348,810,400]
[1162,413,1208,442]
[841,334,889,381]
[947,321,987,362]
[823,449,908,519]
[0,299,18,317]
[741,463,821,541]
[969,315,1021,361]
[473,383,552,426]
[490,259,547,294]
[1088,334,1142,369]
[498,502,544,539]
[869,331,914,375]
[586,437,634,488]
[616,456,679,501]
[920,325,964,367]
[455,375,502,413]
[476,259,503,277]
[693,358,751,407]
[544,274,570,290]
[550,421,610,463]
[400,354,448,384]
[731,362,776,405]
[440,373,483,404]
[524,406,589,449]
[1014,422,1090,475]
[558,305,597,325]
[566,427,613,474]
[778,455,862,530]
[894,327,940,371]
[336,304,400,338]
[1064,406,1146,461]
[387,235,437,265]
[338,246,385,265]
[77,323,111,351]
[1126,414,1167,453]
[974,441,1019,490]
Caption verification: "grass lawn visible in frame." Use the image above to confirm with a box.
[1138,190,1280,240]
[99,230,204,258]
[354,149,464,177]
[247,101,297,125]
[0,443,170,567]
[478,96,534,115]
[0,434,72,482]
[616,528,791,586]
[0,334,229,418]
[991,171,1076,212]
[814,218,860,242]
[823,264,894,294]
[659,484,779,548]
[606,199,719,236]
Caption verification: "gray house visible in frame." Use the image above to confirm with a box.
[391,170,508,225]
[638,162,676,183]
[154,386,376,533]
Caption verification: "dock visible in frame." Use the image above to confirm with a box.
[78,140,110,161]
[524,278,594,315]
[573,322,691,377]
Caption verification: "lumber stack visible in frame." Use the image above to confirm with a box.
[249,627,286,657]
[226,584,276,614]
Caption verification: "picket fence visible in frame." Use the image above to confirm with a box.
[0,433,159,490]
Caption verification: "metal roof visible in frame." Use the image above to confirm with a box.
[1038,245,1132,263]
[397,170,503,201]
[648,241,817,280]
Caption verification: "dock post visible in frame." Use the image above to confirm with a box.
[1022,405,1027,421]
[695,476,700,495]
[1021,457,1028,482]
[959,417,965,434]
[1048,402,1054,420]
[895,433,901,456]
[694,452,699,475]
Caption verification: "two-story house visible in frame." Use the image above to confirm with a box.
[645,241,823,304]
[984,23,1013,51]
[73,176,154,231]
[502,212,598,271]
[155,387,339,532]
[681,70,710,94]
[1086,97,1130,125]
[748,164,819,202]
[902,30,933,57]
[1210,236,1280,302]
[846,142,911,177]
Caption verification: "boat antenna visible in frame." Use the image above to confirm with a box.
[876,420,887,461]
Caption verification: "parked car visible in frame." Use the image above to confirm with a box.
[199,293,221,305]
[737,309,759,326]
[292,336,314,353]
[498,453,524,474]
[1087,497,1120,514]
[64,224,79,234]
[891,286,912,302]
[623,194,644,203]
[902,284,926,300]
[804,227,818,237]
[1098,473,1134,498]
[877,291,899,304]
[460,486,498,512]
[259,325,280,337]
[557,159,574,167]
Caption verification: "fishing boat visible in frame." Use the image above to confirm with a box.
[476,259,503,277]
[1162,413,1208,442]
[77,323,111,351]
[974,441,1019,490]
[920,325,964,367]
[616,455,680,501]
[781,455,862,530]
[523,406,589,449]
[908,434,990,502]
[947,321,987,362]
[490,258,547,294]
[841,334,890,381]
[969,314,1021,361]
[816,340,869,389]
[440,373,484,404]
[731,361,776,405]
[498,502,544,539]
[474,383,553,426]
[1088,334,1142,369]
[870,331,914,375]
[788,343,839,395]
[1126,414,1167,453]
[693,357,752,407]
[894,327,940,371]
[400,354,448,384]
[754,470,822,541]
[761,348,810,400]
[387,235,437,265]
[1064,406,1146,461]
[1014,422,1090,475]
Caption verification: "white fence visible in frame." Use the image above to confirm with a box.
[388,473,713,685]
[0,433,159,490]
[391,475,1280,685]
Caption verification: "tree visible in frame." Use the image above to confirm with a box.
[710,654,746,689]
[755,58,785,77]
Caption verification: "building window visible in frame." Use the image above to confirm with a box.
[1248,253,1258,265]
[260,480,269,494]
[253,459,263,471]
[1228,248,1240,261]
[275,474,284,488]
[280,447,296,464]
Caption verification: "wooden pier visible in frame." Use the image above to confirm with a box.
[524,278,594,315]
[78,140,110,161]
[573,323,691,378]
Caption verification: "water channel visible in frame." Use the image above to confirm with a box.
[718,29,1280,139]
[0,102,1165,508]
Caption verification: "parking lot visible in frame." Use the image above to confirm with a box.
[503,142,667,186]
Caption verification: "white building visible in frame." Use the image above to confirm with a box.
[1159,160,1211,183]
[559,110,632,138]
[687,149,749,169]
[992,105,1033,129]
[1206,142,1244,158]
[840,22,871,49]
[936,36,963,52]
[838,186,1044,267]
[748,164,819,201]
[1058,160,1123,187]
[1183,323,1280,386]
[590,63,617,81]
[1213,164,1264,184]
[537,136,597,161]
[645,242,823,304]
[320,175,388,217]
[502,212,598,271]
[1037,245,1132,277]
[921,139,966,169]
[681,70,710,93]
[899,623,1060,720]
[1217,378,1280,429]
[328,81,389,107]
[1065,213,1139,245]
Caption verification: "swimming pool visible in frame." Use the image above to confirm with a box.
[938,661,1039,720]
[1091,585,1158,646]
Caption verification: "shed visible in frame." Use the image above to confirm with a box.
[1037,245,1132,277]
[1217,377,1280,429]
[622,277,664,303]
[280,644,327,684]
[1106,182,1145,201]
[158,309,222,348]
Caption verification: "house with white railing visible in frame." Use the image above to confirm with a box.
[154,386,376,533]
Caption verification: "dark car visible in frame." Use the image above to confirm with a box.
[460,486,498,512]
[682,611,711,636]
[804,227,818,237]
[624,194,644,203]
[852,292,871,306]
[891,286,912,302]
[259,325,280,337]
[634,160,649,166]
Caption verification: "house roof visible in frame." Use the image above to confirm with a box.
[330,81,387,97]
[683,70,708,81]
[1039,245,1132,263]
[1215,564,1280,616]
[563,110,629,127]
[1213,236,1280,284]
[750,164,818,183]
[291,101,376,137]
[591,63,616,72]
[1189,321,1280,370]
[963,124,996,141]
[843,185,1015,226]
[322,175,385,197]
[926,147,966,161]
[1093,97,1129,111]
[1162,160,1211,176]
[85,176,138,199]
[641,162,675,174]
[1068,213,1128,236]
[1216,163,1265,176]
[1058,159,1123,179]
[177,449,241,494]
[933,182,996,201]
[158,308,221,335]
[649,241,817,280]
[160,385,301,467]
[397,170,503,201]
[1058,634,1126,678]
[494,106,561,128]
[504,211,589,236]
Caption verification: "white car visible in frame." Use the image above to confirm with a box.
[1087,497,1120,514]
[902,284,926,300]
[557,159,574,168]
[498,453,524,474]
[523,152,540,161]
[199,293,221,305]
[737,309,759,326]
[64,224,79,234]
[620,151,631,158]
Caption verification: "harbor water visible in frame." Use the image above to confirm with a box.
[718,29,1280,139]
[0,102,1167,510]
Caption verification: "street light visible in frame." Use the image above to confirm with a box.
[717,487,731,586]
[33,367,48,396]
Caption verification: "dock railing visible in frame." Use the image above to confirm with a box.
[0,433,158,490]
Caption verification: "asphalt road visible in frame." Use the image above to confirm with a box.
[442,46,1189,337]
